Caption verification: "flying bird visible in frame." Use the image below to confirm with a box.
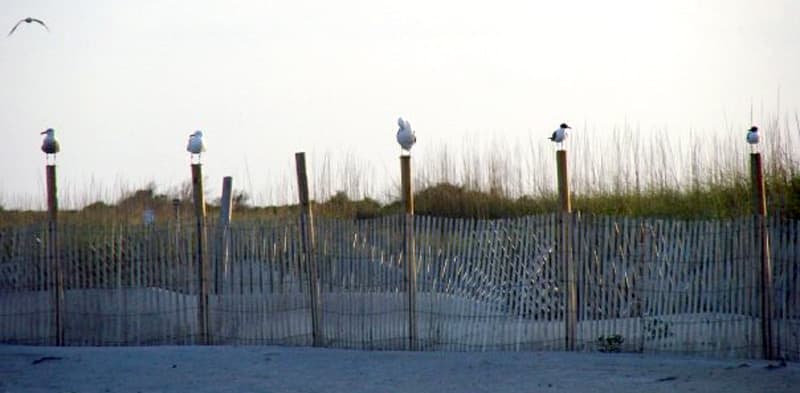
[8,17,49,36]
[746,126,759,145]
[396,117,416,153]
[549,123,571,146]
[187,130,206,162]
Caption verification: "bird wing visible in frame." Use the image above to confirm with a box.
[30,18,49,30]
[41,137,60,154]
[7,20,24,36]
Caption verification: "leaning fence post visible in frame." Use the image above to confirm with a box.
[191,163,210,345]
[750,152,775,360]
[557,149,577,351]
[45,163,64,346]
[217,176,233,293]
[296,152,324,347]
[400,155,418,351]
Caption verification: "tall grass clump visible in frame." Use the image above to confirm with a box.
[410,117,799,219]
[1,115,798,226]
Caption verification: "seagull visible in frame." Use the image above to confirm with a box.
[549,123,571,147]
[8,17,49,36]
[40,128,60,154]
[396,117,416,153]
[746,125,759,145]
[187,130,206,162]
[40,128,60,164]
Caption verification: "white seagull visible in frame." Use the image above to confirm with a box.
[40,128,60,163]
[746,125,759,145]
[186,130,206,162]
[8,17,49,36]
[396,117,416,153]
[549,123,571,147]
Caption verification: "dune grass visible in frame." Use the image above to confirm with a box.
[1,117,799,226]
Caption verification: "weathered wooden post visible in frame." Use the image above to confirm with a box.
[296,152,324,347]
[45,164,64,346]
[191,164,210,345]
[171,198,182,275]
[400,155,418,351]
[219,177,233,225]
[557,149,577,351]
[217,176,233,293]
[172,198,181,223]
[750,152,774,360]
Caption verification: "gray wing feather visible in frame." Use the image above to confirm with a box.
[31,19,49,31]
[7,20,23,36]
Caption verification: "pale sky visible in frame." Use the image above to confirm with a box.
[1,0,798,209]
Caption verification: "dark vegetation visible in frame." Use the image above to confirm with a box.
[0,172,798,228]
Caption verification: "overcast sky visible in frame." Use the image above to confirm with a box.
[1,0,798,209]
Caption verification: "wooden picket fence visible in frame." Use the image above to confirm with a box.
[0,214,797,360]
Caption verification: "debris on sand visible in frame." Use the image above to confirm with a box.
[32,356,63,365]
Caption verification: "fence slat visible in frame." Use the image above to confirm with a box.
[2,214,796,361]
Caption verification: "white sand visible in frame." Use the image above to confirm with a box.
[1,345,796,393]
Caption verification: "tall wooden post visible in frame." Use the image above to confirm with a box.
[750,153,774,360]
[557,150,576,351]
[46,165,58,223]
[401,155,418,351]
[296,153,323,347]
[217,176,233,293]
[46,164,64,346]
[191,164,210,345]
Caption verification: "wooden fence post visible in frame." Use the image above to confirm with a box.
[219,176,233,225]
[750,153,775,360]
[172,198,181,276]
[401,155,418,351]
[635,220,650,353]
[296,152,324,347]
[557,150,577,351]
[172,198,181,222]
[217,176,233,293]
[191,164,210,345]
[46,164,64,346]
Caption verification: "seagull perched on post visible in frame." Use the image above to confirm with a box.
[186,130,206,163]
[396,117,416,154]
[746,125,759,145]
[8,17,49,36]
[40,128,60,163]
[549,123,571,148]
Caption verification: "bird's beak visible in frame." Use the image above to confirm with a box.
[40,131,47,135]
